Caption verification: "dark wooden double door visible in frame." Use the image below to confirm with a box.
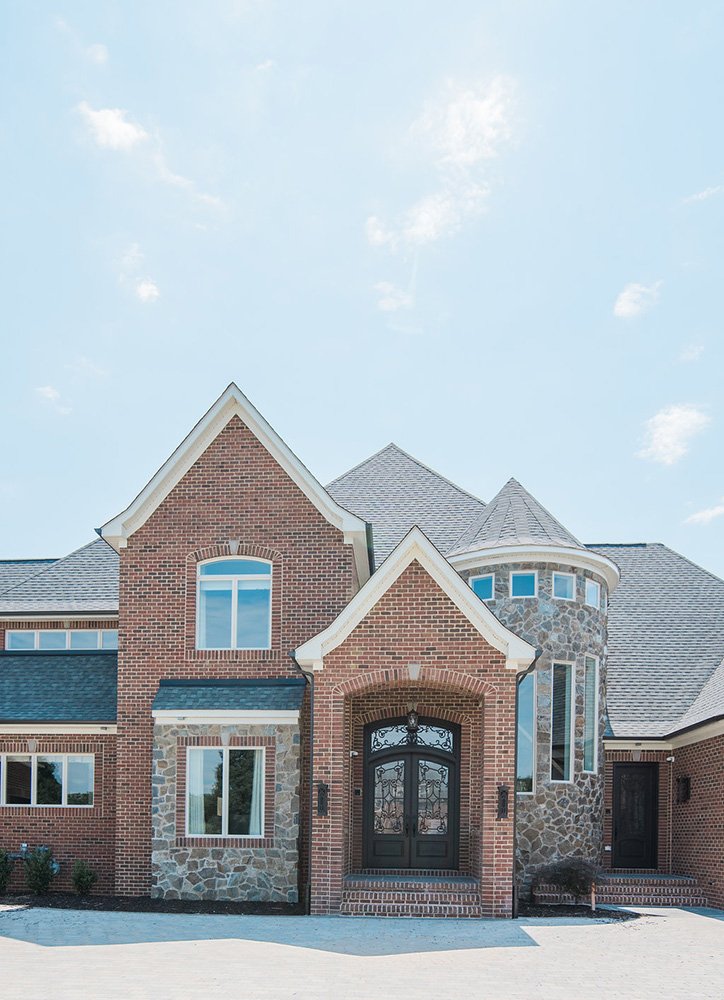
[613,763,659,869]
[363,718,459,870]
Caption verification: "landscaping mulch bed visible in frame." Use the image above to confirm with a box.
[0,892,304,916]
[518,901,638,920]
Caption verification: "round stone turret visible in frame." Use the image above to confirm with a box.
[449,478,620,892]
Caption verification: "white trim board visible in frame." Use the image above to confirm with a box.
[294,526,536,673]
[100,383,371,585]
[605,716,724,752]
[0,724,117,735]
[152,709,300,726]
[449,544,620,592]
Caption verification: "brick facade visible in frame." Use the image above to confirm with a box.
[0,733,117,892]
[115,415,358,895]
[308,560,518,918]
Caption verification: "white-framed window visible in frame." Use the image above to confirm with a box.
[550,662,574,783]
[583,655,599,773]
[552,572,576,601]
[470,573,495,601]
[516,671,536,794]
[5,629,118,651]
[0,753,94,807]
[585,578,601,609]
[510,571,537,598]
[186,746,265,837]
[196,558,272,650]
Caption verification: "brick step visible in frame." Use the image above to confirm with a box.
[600,874,696,886]
[598,885,705,897]
[343,878,478,894]
[343,890,481,904]
[340,900,483,918]
[534,880,709,907]
[535,891,709,907]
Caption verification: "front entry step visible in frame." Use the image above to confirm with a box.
[534,872,709,908]
[341,873,482,918]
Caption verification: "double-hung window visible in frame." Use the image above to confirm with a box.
[0,754,94,806]
[470,573,494,601]
[583,655,599,772]
[550,662,574,782]
[197,559,272,650]
[516,672,536,793]
[186,747,265,836]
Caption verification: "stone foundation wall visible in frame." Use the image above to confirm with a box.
[151,722,300,902]
[461,559,608,893]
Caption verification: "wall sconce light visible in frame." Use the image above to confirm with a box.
[497,784,509,820]
[676,775,691,804]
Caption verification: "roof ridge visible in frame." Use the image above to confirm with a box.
[329,442,485,506]
[591,542,724,587]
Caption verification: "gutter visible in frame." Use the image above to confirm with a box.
[289,650,314,915]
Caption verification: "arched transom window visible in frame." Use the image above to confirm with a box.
[197,558,272,650]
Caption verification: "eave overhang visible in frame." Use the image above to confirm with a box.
[449,543,620,592]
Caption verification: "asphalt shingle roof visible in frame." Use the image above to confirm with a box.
[153,678,306,712]
[0,538,119,614]
[0,559,57,596]
[0,651,117,721]
[327,444,486,564]
[452,477,582,554]
[589,543,724,737]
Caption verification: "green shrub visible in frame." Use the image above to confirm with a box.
[24,846,57,895]
[0,849,12,895]
[71,860,97,895]
[534,858,600,899]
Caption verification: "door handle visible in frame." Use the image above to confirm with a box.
[412,820,417,837]
[404,817,410,836]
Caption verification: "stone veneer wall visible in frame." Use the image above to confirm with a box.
[151,722,300,902]
[460,560,608,893]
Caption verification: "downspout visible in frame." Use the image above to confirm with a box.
[289,650,314,915]
[512,650,542,919]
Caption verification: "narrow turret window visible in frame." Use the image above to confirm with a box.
[550,662,574,782]
[516,671,536,793]
[583,656,599,772]
[585,578,601,609]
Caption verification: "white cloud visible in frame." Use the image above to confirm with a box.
[35,386,72,416]
[613,280,662,319]
[366,76,516,251]
[136,279,160,303]
[686,498,724,525]
[679,344,705,363]
[683,185,723,204]
[375,282,414,311]
[86,43,109,65]
[65,356,108,379]
[77,101,148,151]
[254,59,276,72]
[150,151,224,208]
[637,404,711,465]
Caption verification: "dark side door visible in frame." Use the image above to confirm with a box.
[612,763,658,869]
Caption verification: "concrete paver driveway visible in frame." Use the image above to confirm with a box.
[1,904,723,1000]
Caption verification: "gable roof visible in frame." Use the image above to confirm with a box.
[0,651,117,722]
[452,477,581,554]
[0,539,119,615]
[327,443,485,564]
[589,543,724,738]
[0,559,57,596]
[295,526,536,672]
[100,383,371,585]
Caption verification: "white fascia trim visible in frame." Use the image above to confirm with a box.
[294,526,536,673]
[449,544,620,592]
[604,718,724,751]
[0,724,117,735]
[152,709,299,725]
[604,739,672,751]
[100,383,370,584]
[0,614,119,622]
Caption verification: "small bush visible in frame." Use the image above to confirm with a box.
[0,850,12,895]
[533,858,600,899]
[24,846,57,895]
[72,860,97,895]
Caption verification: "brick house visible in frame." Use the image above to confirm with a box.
[1,383,722,916]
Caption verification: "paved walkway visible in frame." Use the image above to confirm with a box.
[1,904,723,999]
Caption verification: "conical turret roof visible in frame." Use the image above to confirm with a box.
[451,477,581,555]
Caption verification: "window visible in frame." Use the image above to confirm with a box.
[5,629,118,651]
[470,573,494,601]
[585,578,601,609]
[583,655,599,772]
[550,662,573,782]
[552,572,575,601]
[516,672,536,793]
[186,747,264,836]
[0,754,94,807]
[510,571,537,598]
[197,559,272,650]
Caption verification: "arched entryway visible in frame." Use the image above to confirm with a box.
[363,714,460,869]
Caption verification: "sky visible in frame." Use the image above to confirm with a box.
[1,2,723,578]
